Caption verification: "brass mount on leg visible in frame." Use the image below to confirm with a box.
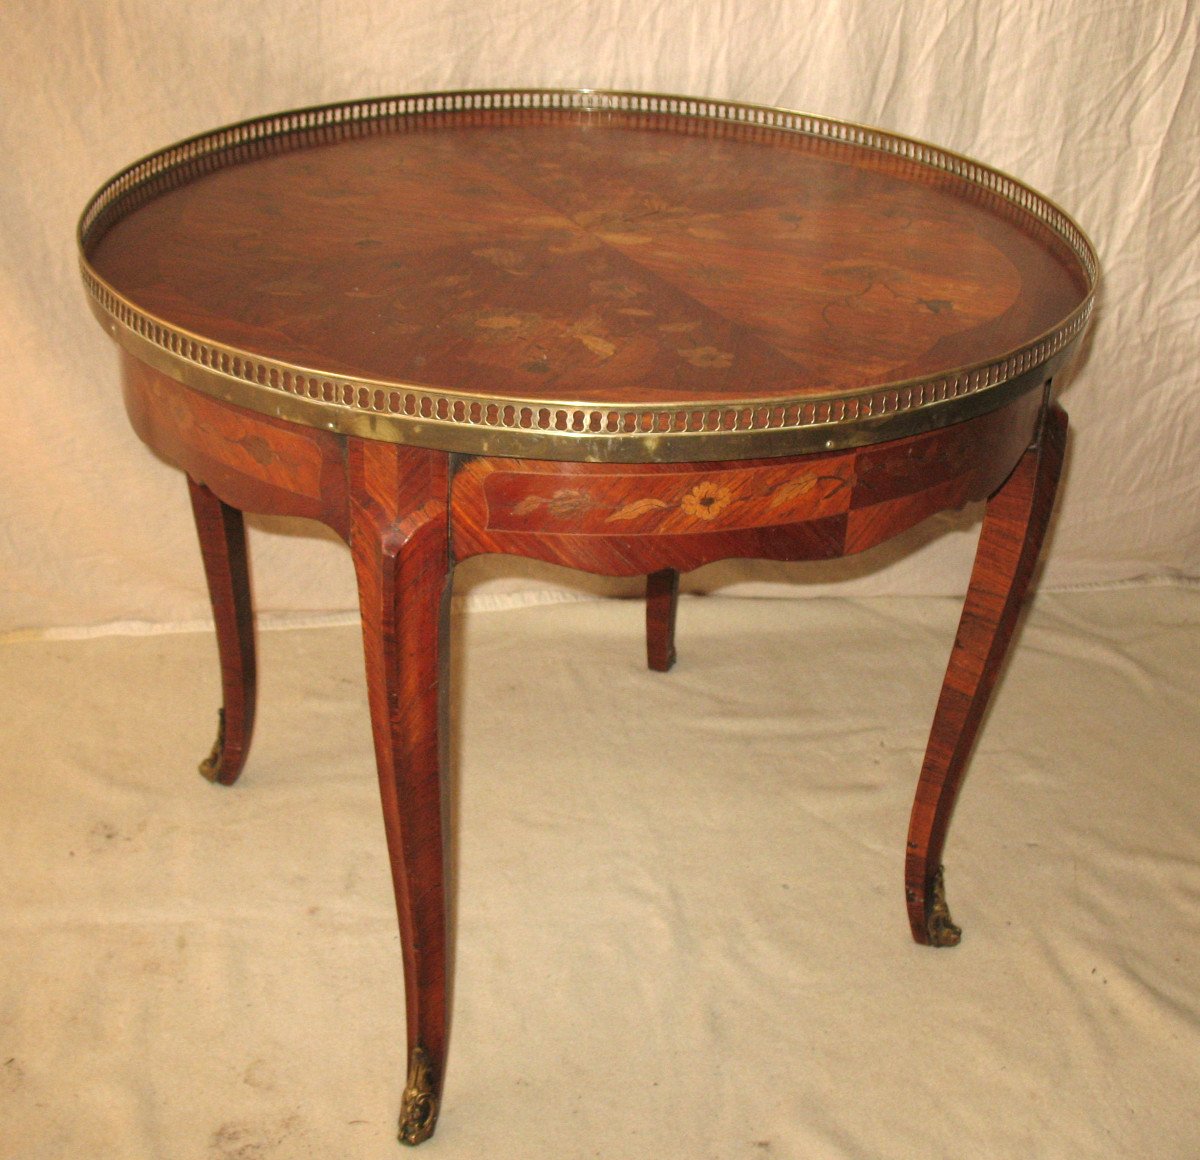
[198,707,226,783]
[926,865,963,947]
[398,1046,438,1146]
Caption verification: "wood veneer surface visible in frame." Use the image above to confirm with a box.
[89,109,1088,409]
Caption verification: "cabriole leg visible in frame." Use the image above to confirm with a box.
[187,476,257,786]
[348,442,452,1146]
[646,568,681,672]
[905,403,1068,945]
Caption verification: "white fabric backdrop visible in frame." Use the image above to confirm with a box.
[1,0,1197,633]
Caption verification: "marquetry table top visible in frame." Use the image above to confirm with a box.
[80,89,1095,461]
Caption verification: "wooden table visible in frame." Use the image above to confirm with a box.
[79,89,1096,1145]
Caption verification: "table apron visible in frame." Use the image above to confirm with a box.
[120,352,352,539]
[448,387,1046,576]
[119,353,1047,578]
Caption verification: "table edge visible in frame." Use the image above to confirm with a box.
[78,87,1098,463]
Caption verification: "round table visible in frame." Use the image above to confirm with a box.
[79,89,1096,1146]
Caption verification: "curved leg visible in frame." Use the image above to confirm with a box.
[188,476,257,786]
[646,568,680,672]
[349,442,452,1146]
[905,403,1068,945]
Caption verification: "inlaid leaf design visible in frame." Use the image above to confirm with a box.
[512,489,597,518]
[819,472,856,497]
[678,345,734,369]
[606,497,672,522]
[768,474,818,506]
[511,495,549,516]
[546,490,598,517]
[767,472,854,506]
[577,334,616,358]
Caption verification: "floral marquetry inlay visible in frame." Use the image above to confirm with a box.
[481,459,857,536]
[81,89,1095,461]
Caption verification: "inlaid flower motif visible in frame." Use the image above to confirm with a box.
[678,345,734,369]
[680,482,733,521]
[566,311,617,359]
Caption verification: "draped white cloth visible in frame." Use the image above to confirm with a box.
[0,0,1197,633]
